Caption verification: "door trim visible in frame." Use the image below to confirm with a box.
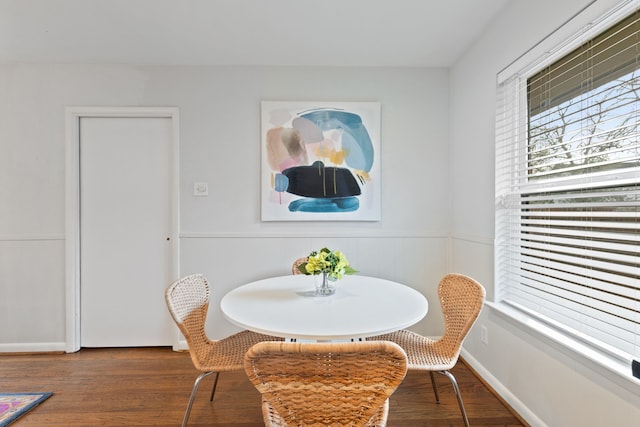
[65,107,180,352]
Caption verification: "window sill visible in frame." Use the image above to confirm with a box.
[486,301,640,396]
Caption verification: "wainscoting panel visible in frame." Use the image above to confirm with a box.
[179,234,450,340]
[0,237,66,347]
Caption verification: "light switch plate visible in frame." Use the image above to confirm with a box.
[194,182,208,196]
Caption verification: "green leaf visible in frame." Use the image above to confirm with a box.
[344,266,358,275]
[297,262,310,275]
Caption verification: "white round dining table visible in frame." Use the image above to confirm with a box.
[220,275,428,341]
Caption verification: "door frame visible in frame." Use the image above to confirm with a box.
[65,107,180,352]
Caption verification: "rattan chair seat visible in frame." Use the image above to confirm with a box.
[178,307,280,372]
[372,328,457,372]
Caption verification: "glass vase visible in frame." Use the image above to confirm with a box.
[315,271,335,296]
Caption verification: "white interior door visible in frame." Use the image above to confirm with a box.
[80,117,174,347]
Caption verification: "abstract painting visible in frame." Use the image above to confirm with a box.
[261,101,381,221]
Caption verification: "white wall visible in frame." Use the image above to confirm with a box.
[450,0,640,425]
[0,64,450,347]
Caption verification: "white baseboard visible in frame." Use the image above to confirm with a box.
[0,342,67,353]
[461,348,547,427]
[2,341,189,353]
[172,339,189,351]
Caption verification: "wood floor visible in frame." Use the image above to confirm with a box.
[1,347,527,426]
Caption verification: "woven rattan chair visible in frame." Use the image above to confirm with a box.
[291,257,307,275]
[165,273,284,427]
[244,341,408,427]
[367,273,485,427]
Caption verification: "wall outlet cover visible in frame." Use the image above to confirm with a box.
[194,182,208,196]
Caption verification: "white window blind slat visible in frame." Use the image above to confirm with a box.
[510,281,638,339]
[518,234,638,258]
[508,279,637,348]
[507,279,637,335]
[513,169,640,193]
[506,287,637,347]
[506,224,640,243]
[519,237,640,266]
[521,218,640,231]
[506,297,636,358]
[514,257,638,296]
[516,270,638,309]
[519,251,638,286]
[522,209,640,218]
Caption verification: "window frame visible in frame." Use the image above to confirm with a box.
[494,0,640,389]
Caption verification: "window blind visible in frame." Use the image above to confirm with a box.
[528,12,640,116]
[495,7,640,362]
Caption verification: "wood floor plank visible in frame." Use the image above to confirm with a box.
[0,347,527,426]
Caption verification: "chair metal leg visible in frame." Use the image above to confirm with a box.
[439,370,470,427]
[209,372,220,402]
[429,371,440,403]
[182,371,214,427]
